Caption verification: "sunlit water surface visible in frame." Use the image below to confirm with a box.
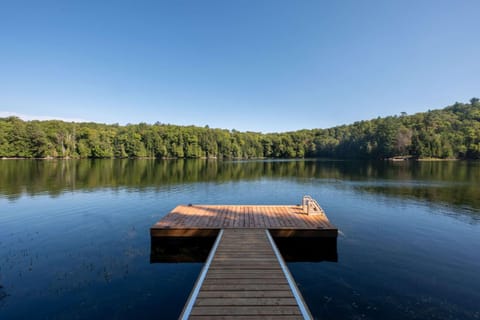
[0,159,479,319]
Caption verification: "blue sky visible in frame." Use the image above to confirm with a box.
[0,0,479,132]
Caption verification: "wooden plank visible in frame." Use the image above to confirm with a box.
[211,256,277,260]
[206,274,286,279]
[183,229,313,320]
[197,290,295,298]
[200,279,289,285]
[212,258,277,261]
[210,264,280,272]
[206,270,283,275]
[151,204,336,235]
[195,297,298,306]
[200,284,291,291]
[190,306,302,316]
[189,315,303,320]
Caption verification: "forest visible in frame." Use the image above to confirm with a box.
[1,98,479,160]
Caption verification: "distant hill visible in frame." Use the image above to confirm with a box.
[1,98,479,159]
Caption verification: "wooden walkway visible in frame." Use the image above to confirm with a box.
[151,198,337,319]
[180,229,312,320]
[151,204,337,238]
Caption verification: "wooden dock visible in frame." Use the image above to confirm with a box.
[150,197,337,319]
[180,229,312,319]
[151,204,337,238]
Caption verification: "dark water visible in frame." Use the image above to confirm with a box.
[0,159,479,319]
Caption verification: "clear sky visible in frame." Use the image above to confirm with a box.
[1,0,479,132]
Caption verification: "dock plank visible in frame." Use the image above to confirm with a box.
[189,316,303,320]
[190,306,302,316]
[197,291,296,299]
[195,297,298,306]
[151,205,337,238]
[180,229,313,319]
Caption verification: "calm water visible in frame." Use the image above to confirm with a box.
[0,159,479,319]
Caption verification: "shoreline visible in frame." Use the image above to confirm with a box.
[0,156,472,161]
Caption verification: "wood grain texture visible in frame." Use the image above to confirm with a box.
[151,204,337,237]
[186,229,311,319]
[154,203,337,318]
[189,316,303,320]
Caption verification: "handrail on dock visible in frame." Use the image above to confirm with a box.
[302,195,325,216]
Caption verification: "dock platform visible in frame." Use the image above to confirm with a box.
[151,203,337,238]
[150,197,337,319]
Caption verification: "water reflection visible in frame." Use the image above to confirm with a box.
[150,235,338,263]
[1,159,479,320]
[275,237,338,262]
[150,237,217,263]
[0,285,7,305]
[1,159,479,211]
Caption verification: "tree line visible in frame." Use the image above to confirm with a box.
[1,98,479,159]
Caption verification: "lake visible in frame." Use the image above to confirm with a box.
[0,159,479,319]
